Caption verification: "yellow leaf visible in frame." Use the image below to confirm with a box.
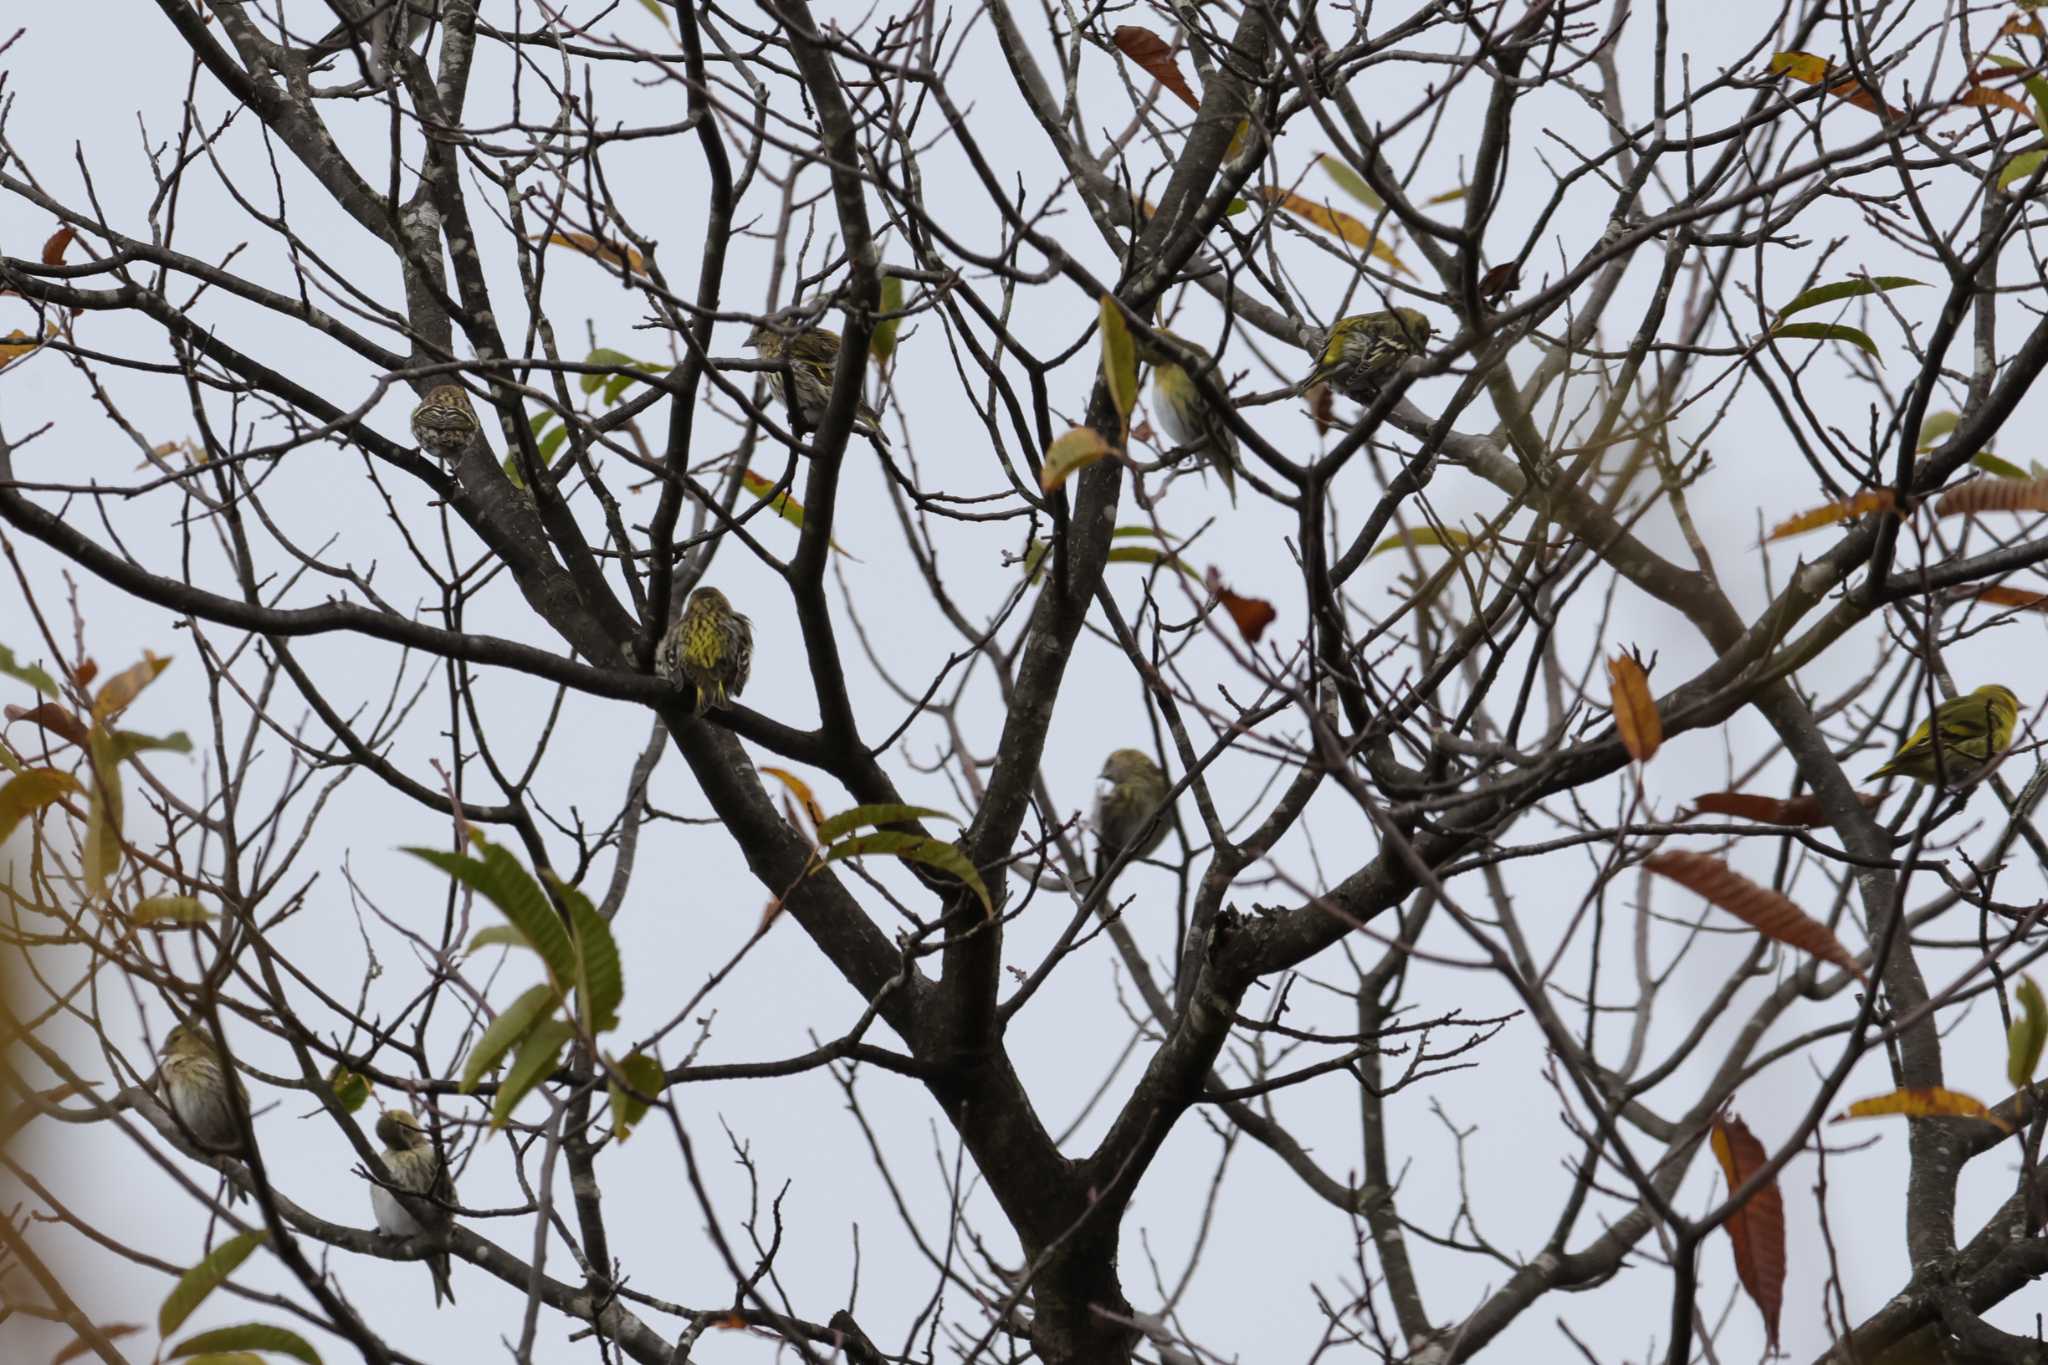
[1258,188,1413,277]
[1368,526,1472,558]
[1607,653,1661,763]
[531,231,647,276]
[759,766,826,833]
[1832,1087,2011,1132]
[93,652,172,721]
[1098,295,1138,428]
[1041,426,1116,493]
[1764,489,1896,540]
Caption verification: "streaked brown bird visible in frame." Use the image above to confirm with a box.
[1092,748,1171,885]
[158,1021,250,1203]
[370,1109,458,1307]
[1148,332,1242,504]
[745,321,889,444]
[410,384,481,461]
[1306,308,1435,404]
[656,587,754,716]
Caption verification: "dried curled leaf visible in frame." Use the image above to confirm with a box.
[1934,475,2048,519]
[1205,569,1276,644]
[1765,489,1896,540]
[1684,791,1883,827]
[759,765,826,834]
[1971,586,2048,613]
[1710,1114,1785,1352]
[1766,51,1890,117]
[1832,1087,2012,1133]
[1110,26,1200,111]
[1643,851,1868,984]
[1607,653,1661,763]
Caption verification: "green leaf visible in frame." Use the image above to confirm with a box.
[1773,276,1925,322]
[1106,546,1199,578]
[535,422,569,463]
[636,0,672,29]
[548,873,621,1035]
[815,803,957,845]
[1022,538,1050,586]
[490,1017,574,1129]
[84,728,124,897]
[170,1323,321,1365]
[158,1231,268,1337]
[1316,154,1383,211]
[130,896,213,928]
[1768,322,1881,358]
[466,924,533,955]
[1974,452,2030,480]
[406,838,576,995]
[108,729,195,763]
[822,831,994,919]
[871,272,904,365]
[2010,976,2047,1089]
[0,768,79,846]
[1985,54,2048,135]
[2000,150,2048,194]
[1098,295,1139,428]
[501,454,529,492]
[1224,198,1248,216]
[0,644,58,697]
[461,983,560,1093]
[582,348,659,399]
[1039,427,1116,493]
[1369,526,1474,558]
[325,1065,370,1113]
[175,1355,267,1365]
[608,1051,665,1142]
[1916,411,1959,449]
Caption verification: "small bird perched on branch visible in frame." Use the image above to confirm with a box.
[1093,748,1171,886]
[370,1109,458,1307]
[1306,309,1435,404]
[410,384,481,461]
[1869,683,2021,788]
[656,587,754,716]
[1147,332,1243,504]
[745,321,890,445]
[308,1,434,85]
[158,1021,250,1203]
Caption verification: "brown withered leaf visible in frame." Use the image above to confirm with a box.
[1960,80,2033,119]
[70,658,98,689]
[1479,262,1520,301]
[1110,26,1200,112]
[1685,790,1883,827]
[759,765,826,833]
[1972,585,2048,612]
[1766,51,1891,118]
[531,231,647,276]
[1935,475,2048,519]
[1709,1113,1785,1352]
[1206,568,1277,644]
[1644,851,1868,984]
[5,701,90,748]
[1257,188,1413,276]
[1307,382,1334,437]
[1607,652,1660,762]
[1832,1086,2012,1133]
[1765,489,1896,540]
[41,226,77,267]
[2003,14,2047,38]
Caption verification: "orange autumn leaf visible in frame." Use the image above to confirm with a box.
[1709,1113,1785,1352]
[1685,790,1882,827]
[1206,568,1276,644]
[0,327,48,363]
[1765,489,1896,540]
[1307,382,1335,437]
[1257,188,1413,276]
[1960,80,2033,119]
[41,225,77,266]
[531,231,647,276]
[1643,851,1867,984]
[1607,653,1660,762]
[5,702,90,748]
[2003,13,2047,38]
[1971,585,2048,612]
[1832,1087,2012,1133]
[1110,26,1200,112]
[1935,475,2048,518]
[759,765,826,833]
[1766,51,1890,118]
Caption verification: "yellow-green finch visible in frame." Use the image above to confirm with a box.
[1869,684,2021,788]
[158,1022,250,1202]
[410,384,481,461]
[745,322,889,445]
[1093,748,1171,884]
[1149,333,1242,503]
[655,587,754,716]
[1307,309,1435,403]
[370,1110,457,1307]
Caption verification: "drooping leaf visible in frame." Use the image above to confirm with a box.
[83,728,124,897]
[1832,1087,2012,1133]
[490,1016,575,1129]
[608,1051,666,1142]
[1959,79,2032,118]
[0,645,59,696]
[466,924,533,955]
[406,839,576,996]
[871,273,904,365]
[41,226,77,267]
[170,1324,320,1365]
[1773,275,1924,322]
[1916,411,1959,449]
[1935,475,2048,518]
[1999,150,2048,193]
[1767,322,1881,358]
[1683,791,1882,827]
[130,896,213,928]
[1709,1114,1785,1352]
[736,470,855,558]
[1368,526,1472,559]
[5,701,87,747]
[1607,653,1661,763]
[461,983,560,1093]
[820,830,994,919]
[158,1231,269,1337]
[1984,54,2048,135]
[1110,26,1200,111]
[1040,427,1117,492]
[1099,295,1139,428]
[1317,154,1383,210]
[0,768,79,846]
[1643,851,1867,984]
[759,766,827,832]
[1972,452,2029,480]
[814,803,957,845]
[1258,188,1413,276]
[1766,51,1890,117]
[1765,489,1896,540]
[549,873,621,1035]
[636,0,672,30]
[1307,382,1335,435]
[92,651,171,721]
[325,1065,370,1113]
[2008,976,2046,1090]
[1205,569,1277,644]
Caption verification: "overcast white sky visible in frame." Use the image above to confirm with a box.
[4,2,2045,1363]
